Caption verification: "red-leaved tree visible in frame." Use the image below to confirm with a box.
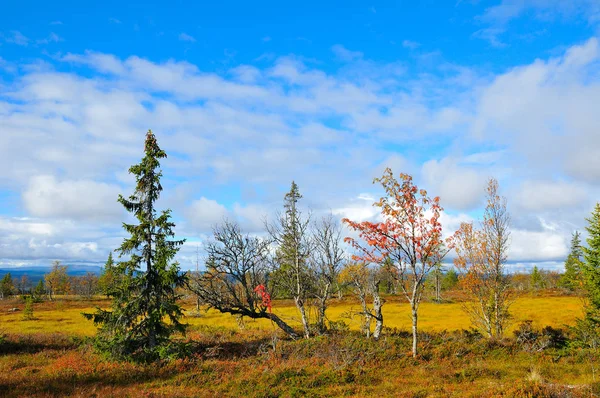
[343,168,450,357]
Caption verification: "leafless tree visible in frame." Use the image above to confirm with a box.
[453,178,512,338]
[339,263,383,339]
[311,214,346,333]
[188,220,299,338]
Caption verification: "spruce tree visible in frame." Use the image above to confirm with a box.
[266,181,313,338]
[0,273,13,299]
[33,279,46,300]
[22,296,34,320]
[84,130,187,362]
[98,252,118,297]
[583,203,600,312]
[530,266,545,290]
[559,231,584,291]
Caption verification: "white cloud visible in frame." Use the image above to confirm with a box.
[439,211,474,238]
[514,180,588,211]
[472,38,600,183]
[23,176,123,221]
[402,40,420,49]
[472,28,507,48]
[332,194,381,224]
[332,45,363,62]
[0,216,121,264]
[179,32,196,42]
[36,32,63,44]
[4,31,29,46]
[509,229,569,261]
[480,0,600,25]
[1,38,599,268]
[62,51,126,74]
[229,65,262,83]
[422,158,487,211]
[186,197,229,231]
[475,1,600,46]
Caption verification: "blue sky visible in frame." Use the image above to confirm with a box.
[1,0,600,271]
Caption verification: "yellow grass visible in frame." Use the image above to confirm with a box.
[0,295,585,336]
[0,295,595,397]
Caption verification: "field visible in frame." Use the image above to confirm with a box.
[0,294,585,336]
[0,294,598,397]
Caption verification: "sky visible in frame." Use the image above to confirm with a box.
[1,0,600,272]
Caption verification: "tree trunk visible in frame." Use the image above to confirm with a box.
[358,288,371,337]
[494,288,502,338]
[317,297,327,333]
[317,281,331,333]
[265,312,301,339]
[411,303,418,357]
[372,289,383,339]
[295,297,310,338]
[336,282,343,300]
[435,271,441,302]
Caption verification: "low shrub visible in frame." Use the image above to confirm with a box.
[514,320,568,352]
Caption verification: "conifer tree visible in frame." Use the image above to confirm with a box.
[98,252,118,297]
[23,296,34,320]
[559,231,584,292]
[84,130,186,362]
[266,181,313,338]
[0,273,14,299]
[530,266,545,290]
[583,204,600,313]
[33,279,46,300]
[572,204,600,347]
[442,268,459,291]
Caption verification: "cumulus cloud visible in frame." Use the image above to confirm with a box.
[1,38,600,268]
[62,51,127,74]
[332,194,380,224]
[472,38,600,183]
[185,197,229,231]
[421,158,487,211]
[514,180,588,211]
[23,176,123,221]
[509,229,569,261]
[0,216,122,264]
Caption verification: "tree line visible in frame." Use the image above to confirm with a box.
[5,129,600,363]
[0,261,108,300]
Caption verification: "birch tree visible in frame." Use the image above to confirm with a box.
[339,262,383,338]
[453,178,511,338]
[343,168,449,357]
[311,214,345,333]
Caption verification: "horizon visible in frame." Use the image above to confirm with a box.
[2,1,600,272]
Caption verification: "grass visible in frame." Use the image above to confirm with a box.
[0,294,584,336]
[0,293,595,397]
